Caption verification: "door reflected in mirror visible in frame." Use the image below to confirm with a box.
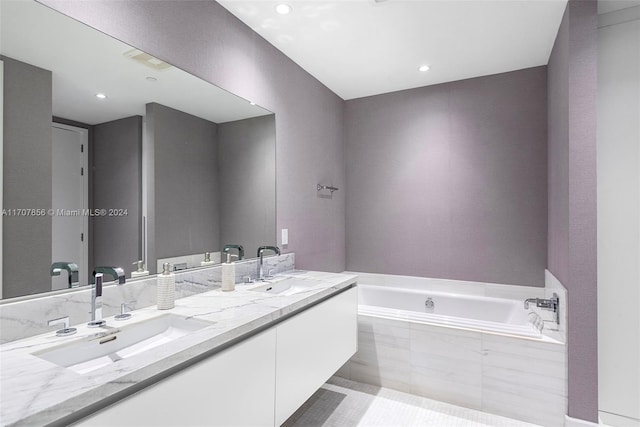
[0,0,276,300]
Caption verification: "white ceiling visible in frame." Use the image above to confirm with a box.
[0,0,271,126]
[218,0,569,100]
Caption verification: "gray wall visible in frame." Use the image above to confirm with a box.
[43,0,346,273]
[92,116,142,278]
[2,56,52,298]
[346,67,547,287]
[147,103,220,263]
[547,0,599,422]
[218,115,276,259]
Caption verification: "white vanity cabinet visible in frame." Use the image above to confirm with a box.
[275,286,358,425]
[76,328,277,427]
[75,286,357,427]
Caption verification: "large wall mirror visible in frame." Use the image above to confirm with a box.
[0,0,276,300]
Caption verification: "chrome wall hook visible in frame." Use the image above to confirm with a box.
[317,184,339,194]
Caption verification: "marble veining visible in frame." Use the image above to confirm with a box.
[0,269,355,426]
[0,253,295,344]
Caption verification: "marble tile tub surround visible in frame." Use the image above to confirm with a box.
[337,314,567,427]
[337,270,569,426]
[0,253,295,344]
[0,269,354,427]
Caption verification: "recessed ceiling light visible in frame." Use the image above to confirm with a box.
[418,65,430,72]
[275,3,292,15]
[95,93,107,99]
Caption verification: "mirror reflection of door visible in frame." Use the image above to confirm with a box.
[51,123,88,290]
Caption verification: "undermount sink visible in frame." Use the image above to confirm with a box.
[249,277,318,296]
[33,314,213,374]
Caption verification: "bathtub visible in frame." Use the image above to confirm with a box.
[358,284,542,338]
[337,273,568,426]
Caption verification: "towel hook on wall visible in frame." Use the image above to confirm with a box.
[317,184,339,194]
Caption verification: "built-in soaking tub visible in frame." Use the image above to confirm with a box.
[336,273,568,427]
[358,285,542,338]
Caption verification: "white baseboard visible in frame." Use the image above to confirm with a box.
[565,415,600,427]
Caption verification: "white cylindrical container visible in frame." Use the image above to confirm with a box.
[221,253,237,292]
[157,263,175,310]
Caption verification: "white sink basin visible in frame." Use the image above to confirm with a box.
[33,314,213,374]
[250,277,318,296]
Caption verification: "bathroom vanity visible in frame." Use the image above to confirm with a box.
[0,271,357,426]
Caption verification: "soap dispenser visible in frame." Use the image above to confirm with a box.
[157,263,175,310]
[200,252,216,267]
[131,260,149,278]
[221,253,238,292]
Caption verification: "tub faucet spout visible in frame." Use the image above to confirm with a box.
[524,293,560,325]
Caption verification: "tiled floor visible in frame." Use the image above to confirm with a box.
[284,377,542,427]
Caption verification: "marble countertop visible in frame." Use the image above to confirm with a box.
[0,271,357,427]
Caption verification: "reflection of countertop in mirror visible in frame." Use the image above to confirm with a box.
[0,271,357,427]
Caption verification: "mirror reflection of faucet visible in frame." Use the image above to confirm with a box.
[50,262,79,288]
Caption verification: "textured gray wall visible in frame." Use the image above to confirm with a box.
[42,0,346,273]
[346,67,547,287]
[547,0,599,422]
[218,115,276,259]
[148,103,220,261]
[92,116,142,279]
[2,56,52,298]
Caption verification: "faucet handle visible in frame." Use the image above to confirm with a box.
[48,316,77,337]
[115,302,135,321]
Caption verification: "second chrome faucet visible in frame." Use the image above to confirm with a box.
[257,246,280,281]
[88,273,106,328]
[88,267,127,328]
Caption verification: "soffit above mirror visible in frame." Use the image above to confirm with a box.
[0,0,271,125]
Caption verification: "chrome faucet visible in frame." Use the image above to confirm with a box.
[223,244,245,261]
[92,266,126,284]
[524,293,560,325]
[88,273,106,328]
[50,262,79,288]
[48,316,77,337]
[257,246,280,281]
